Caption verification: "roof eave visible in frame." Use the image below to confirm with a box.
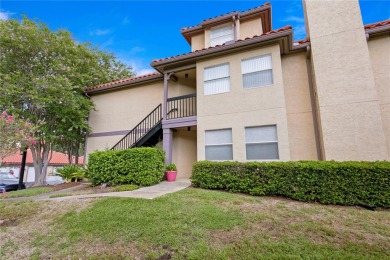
[85,74,164,95]
[152,29,294,71]
[365,24,390,37]
[180,3,272,44]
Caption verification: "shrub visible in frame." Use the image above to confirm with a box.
[112,184,139,192]
[166,163,177,171]
[56,165,85,182]
[191,160,390,208]
[86,148,165,186]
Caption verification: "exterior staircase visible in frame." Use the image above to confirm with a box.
[111,104,163,150]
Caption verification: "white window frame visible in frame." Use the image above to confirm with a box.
[203,63,230,95]
[241,54,273,89]
[244,125,279,161]
[205,128,233,161]
[210,24,234,47]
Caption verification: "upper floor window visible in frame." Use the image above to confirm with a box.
[241,54,273,89]
[210,24,233,47]
[205,128,233,161]
[245,125,279,160]
[204,63,230,95]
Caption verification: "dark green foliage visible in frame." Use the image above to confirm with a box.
[165,163,177,171]
[56,165,85,183]
[86,148,165,186]
[192,160,390,207]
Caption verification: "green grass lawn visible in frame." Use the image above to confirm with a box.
[1,188,389,259]
[0,187,53,199]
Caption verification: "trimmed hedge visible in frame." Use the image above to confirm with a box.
[87,148,165,186]
[192,161,390,207]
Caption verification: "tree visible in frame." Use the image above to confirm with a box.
[0,17,135,185]
[0,111,36,165]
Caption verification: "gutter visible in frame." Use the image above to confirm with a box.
[305,46,324,160]
[365,24,390,35]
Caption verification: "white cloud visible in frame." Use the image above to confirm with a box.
[89,29,111,36]
[138,69,156,75]
[121,58,156,76]
[285,0,303,14]
[0,10,14,21]
[129,46,146,55]
[100,37,114,49]
[293,24,306,39]
[282,16,305,23]
[122,16,130,25]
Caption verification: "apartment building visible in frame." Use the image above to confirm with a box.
[85,0,390,179]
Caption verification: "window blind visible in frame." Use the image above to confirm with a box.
[242,55,273,88]
[245,125,279,160]
[204,64,230,95]
[205,129,233,161]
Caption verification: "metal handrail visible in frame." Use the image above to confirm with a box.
[111,104,162,150]
[166,93,196,119]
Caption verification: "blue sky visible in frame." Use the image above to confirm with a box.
[1,1,389,75]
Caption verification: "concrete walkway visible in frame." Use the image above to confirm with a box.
[43,179,191,201]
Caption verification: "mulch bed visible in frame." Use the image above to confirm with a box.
[75,184,116,194]
[51,181,88,191]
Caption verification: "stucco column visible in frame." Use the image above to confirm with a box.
[303,0,388,161]
[163,128,173,165]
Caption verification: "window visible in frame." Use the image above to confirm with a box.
[245,125,279,160]
[210,24,233,47]
[205,129,233,161]
[204,63,230,95]
[241,54,273,88]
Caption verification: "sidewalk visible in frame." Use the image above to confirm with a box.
[45,179,191,201]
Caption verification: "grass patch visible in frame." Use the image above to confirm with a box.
[2,188,389,259]
[49,193,71,198]
[111,184,139,192]
[0,200,42,221]
[0,187,53,199]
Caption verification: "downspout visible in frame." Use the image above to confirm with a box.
[232,15,237,41]
[83,91,91,165]
[163,72,175,121]
[163,73,169,121]
[305,45,324,160]
[233,14,239,41]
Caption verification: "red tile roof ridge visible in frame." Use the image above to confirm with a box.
[181,2,270,31]
[153,25,292,64]
[85,72,161,92]
[295,37,310,44]
[364,19,390,29]
[2,150,83,165]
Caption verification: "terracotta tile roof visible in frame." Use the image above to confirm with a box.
[153,25,292,65]
[364,19,390,30]
[85,72,161,93]
[181,2,271,32]
[295,37,310,44]
[2,150,83,166]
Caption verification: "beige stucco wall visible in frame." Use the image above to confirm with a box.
[304,0,389,161]
[368,36,390,157]
[168,73,196,98]
[196,44,291,161]
[86,81,164,157]
[204,27,211,49]
[239,18,263,40]
[172,127,197,179]
[191,33,205,52]
[282,53,318,160]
